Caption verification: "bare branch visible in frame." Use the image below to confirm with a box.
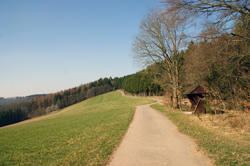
[163,0,250,39]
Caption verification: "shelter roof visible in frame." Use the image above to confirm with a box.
[183,85,205,95]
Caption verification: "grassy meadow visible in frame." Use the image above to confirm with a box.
[151,104,250,166]
[0,91,155,165]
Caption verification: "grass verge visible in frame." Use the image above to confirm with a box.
[0,91,155,165]
[151,104,250,166]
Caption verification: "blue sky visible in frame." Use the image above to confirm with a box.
[0,0,161,98]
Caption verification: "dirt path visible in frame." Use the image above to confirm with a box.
[108,91,212,166]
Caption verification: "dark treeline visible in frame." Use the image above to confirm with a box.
[0,108,23,127]
[114,71,164,96]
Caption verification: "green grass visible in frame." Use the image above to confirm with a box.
[0,91,155,165]
[151,104,250,166]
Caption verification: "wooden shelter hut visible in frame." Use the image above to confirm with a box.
[183,85,206,114]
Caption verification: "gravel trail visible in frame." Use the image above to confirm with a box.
[108,91,211,166]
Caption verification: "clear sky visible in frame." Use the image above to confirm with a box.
[0,0,161,98]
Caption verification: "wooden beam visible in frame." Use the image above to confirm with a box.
[193,99,201,114]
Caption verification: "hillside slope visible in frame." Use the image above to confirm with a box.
[0,91,155,165]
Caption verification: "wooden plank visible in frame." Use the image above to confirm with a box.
[193,99,201,114]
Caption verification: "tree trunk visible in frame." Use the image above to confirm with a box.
[172,62,179,109]
[173,88,178,108]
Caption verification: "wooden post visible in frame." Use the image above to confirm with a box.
[193,98,201,114]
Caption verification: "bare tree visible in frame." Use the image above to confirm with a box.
[163,0,250,40]
[132,9,187,108]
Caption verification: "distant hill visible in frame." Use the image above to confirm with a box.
[0,94,46,107]
[0,98,4,103]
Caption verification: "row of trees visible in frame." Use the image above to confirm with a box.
[114,71,164,96]
[0,108,23,127]
[132,0,249,110]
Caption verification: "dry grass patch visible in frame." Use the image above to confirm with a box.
[191,111,250,134]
